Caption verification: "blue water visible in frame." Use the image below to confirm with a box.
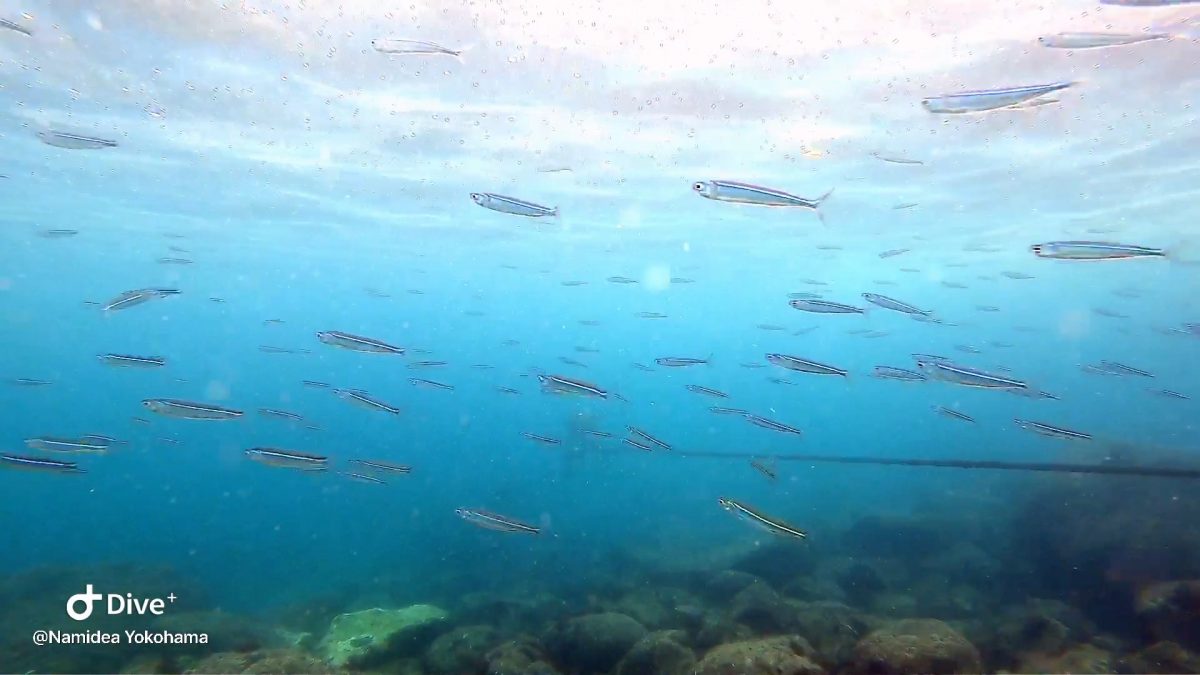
[3,2,1200,673]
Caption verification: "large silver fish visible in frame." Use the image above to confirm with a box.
[922,82,1073,114]
[371,38,463,58]
[316,331,404,354]
[1038,32,1168,49]
[142,399,244,420]
[470,192,557,218]
[692,180,832,210]
[37,130,119,149]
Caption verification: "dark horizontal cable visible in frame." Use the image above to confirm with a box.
[673,451,1200,480]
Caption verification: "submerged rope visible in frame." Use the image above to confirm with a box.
[674,450,1200,480]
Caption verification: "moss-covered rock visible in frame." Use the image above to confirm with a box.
[615,630,695,675]
[543,612,646,673]
[183,648,338,674]
[424,624,502,674]
[485,637,560,675]
[693,614,754,651]
[1137,580,1200,650]
[318,604,449,668]
[694,635,823,675]
[788,600,880,666]
[1118,640,1200,673]
[730,582,792,633]
[847,618,982,674]
[1017,643,1116,674]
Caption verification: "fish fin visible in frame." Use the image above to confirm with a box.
[452,44,473,63]
[813,188,834,225]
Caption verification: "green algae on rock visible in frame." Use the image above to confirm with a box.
[694,635,823,675]
[848,618,982,675]
[319,604,449,668]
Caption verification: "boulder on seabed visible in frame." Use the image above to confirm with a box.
[543,612,647,673]
[846,618,983,675]
[1137,580,1200,650]
[484,637,560,675]
[693,635,823,675]
[424,624,502,674]
[318,604,449,668]
[1118,640,1200,674]
[730,582,793,633]
[615,629,696,675]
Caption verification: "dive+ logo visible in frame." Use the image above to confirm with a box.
[66,585,176,621]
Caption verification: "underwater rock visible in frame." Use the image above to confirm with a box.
[615,629,696,675]
[543,611,647,673]
[1136,580,1200,650]
[694,613,755,650]
[704,569,763,601]
[152,610,281,654]
[318,604,449,668]
[908,579,986,619]
[424,624,503,674]
[1118,640,1200,673]
[868,592,919,618]
[787,600,881,666]
[183,648,338,674]
[847,618,982,675]
[1017,643,1116,674]
[607,589,674,630]
[836,561,888,606]
[694,635,823,675]
[484,636,560,675]
[966,598,1096,668]
[781,573,845,602]
[730,582,793,633]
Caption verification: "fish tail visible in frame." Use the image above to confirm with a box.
[813,188,834,225]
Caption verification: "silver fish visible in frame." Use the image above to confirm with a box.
[685,384,729,398]
[627,427,672,450]
[1038,32,1168,49]
[862,293,929,316]
[24,437,110,454]
[258,408,304,422]
[97,354,166,368]
[142,399,243,420]
[710,406,750,416]
[1031,241,1166,261]
[1150,389,1189,400]
[933,406,975,424]
[340,472,386,485]
[522,432,561,445]
[102,288,180,312]
[1098,360,1154,377]
[1,17,33,36]
[409,377,454,391]
[470,192,557,218]
[745,415,803,436]
[692,180,832,210]
[39,228,79,238]
[371,38,462,58]
[765,353,847,376]
[37,130,119,149]
[0,453,84,473]
[456,509,540,534]
[1014,419,1092,441]
[349,459,412,474]
[334,389,401,415]
[917,360,1027,390]
[316,331,404,354]
[789,298,864,314]
[245,447,329,471]
[922,82,1073,114]
[655,357,709,367]
[719,498,807,539]
[623,438,653,451]
[873,366,927,382]
[538,374,607,398]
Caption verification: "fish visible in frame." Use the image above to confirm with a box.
[655,357,709,368]
[942,281,968,289]
[80,434,125,446]
[471,364,495,370]
[349,459,412,474]
[976,305,1001,313]
[409,378,455,391]
[578,321,601,327]
[862,293,929,316]
[245,447,329,471]
[142,399,243,420]
[756,324,786,331]
[873,366,927,382]
[408,361,448,369]
[933,406,976,424]
[1038,32,1168,49]
[1098,360,1154,377]
[879,248,910,259]
[789,298,864,314]
[470,192,557,217]
[37,130,119,149]
[496,386,522,395]
[710,406,750,416]
[623,438,653,451]
[334,389,401,415]
[685,384,729,398]
[316,331,404,354]
[893,203,919,210]
[1150,389,1190,400]
[97,354,166,368]
[745,415,803,436]
[1,17,33,35]
[561,280,589,286]
[157,257,193,265]
[0,454,84,474]
[371,38,462,58]
[632,363,656,372]
[718,498,807,539]
[607,276,639,284]
[637,312,669,319]
[259,345,310,355]
[922,82,1073,114]
[916,360,1028,390]
[1031,241,1167,261]
[692,180,833,211]
[522,432,561,445]
[558,357,588,368]
[871,152,924,165]
[955,345,982,354]
[364,288,392,298]
[340,472,386,485]
[765,353,847,377]
[671,277,696,284]
[750,459,778,481]
[794,326,819,335]
[24,437,110,454]
[627,427,672,450]
[1093,307,1129,319]
[102,288,180,312]
[582,430,613,439]
[302,380,331,389]
[787,292,824,300]
[264,319,286,325]
[258,408,305,422]
[1014,419,1092,441]
[1002,271,1036,280]
[536,374,607,398]
[574,347,600,354]
[38,228,79,238]
[801,279,829,286]
[456,509,540,535]
[741,362,768,369]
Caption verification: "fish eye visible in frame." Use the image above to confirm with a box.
[692,182,704,191]
[470,193,483,202]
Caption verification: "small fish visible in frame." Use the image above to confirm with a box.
[349,459,412,474]
[245,447,329,471]
[922,82,1073,114]
[879,248,910,259]
[169,246,191,253]
[471,364,495,370]
[561,280,589,286]
[259,345,310,355]
[1,17,33,36]
[1150,389,1189,400]
[1038,32,1168,49]
[131,417,151,425]
[976,305,1000,313]
[692,180,832,211]
[470,192,557,218]
[97,354,165,368]
[80,434,125,446]
[942,281,968,289]
[538,374,607,398]
[157,257,193,265]
[157,437,182,446]
[456,509,540,535]
[522,432,561,445]
[900,267,920,274]
[1002,271,1036,280]
[364,288,392,298]
[623,438,653,451]
[38,228,79,238]
[334,389,401,415]
[655,356,709,368]
[989,341,1013,349]
[607,276,639,284]
[37,130,119,150]
[1098,360,1154,377]
[741,362,768,369]
[756,324,786,331]
[627,426,672,450]
[933,406,975,423]
[768,377,797,386]
[745,415,803,436]
[801,278,830,286]
[264,319,286,325]
[871,152,924,165]
[340,472,386,485]
[718,498,807,539]
[1014,419,1092,441]
[955,345,982,354]
[258,408,304,422]
[862,293,929,316]
[788,292,824,300]
[582,430,614,439]
[873,366,927,382]
[685,384,729,398]
[893,203,919,210]
[632,363,656,372]
[1093,307,1129,319]
[578,321,600,327]
[409,377,454,391]
[558,357,588,368]
[789,298,863,314]
[0,454,84,474]
[143,399,244,420]
[863,331,890,339]
[102,288,180,312]
[316,331,404,354]
[765,353,847,376]
[793,326,819,335]
[25,437,110,454]
[671,277,695,284]
[496,386,522,395]
[710,406,750,416]
[407,360,448,369]
[750,459,777,481]
[917,360,1027,390]
[302,380,331,389]
[1031,241,1167,261]
[371,38,462,58]
[637,311,669,319]
[574,347,600,354]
